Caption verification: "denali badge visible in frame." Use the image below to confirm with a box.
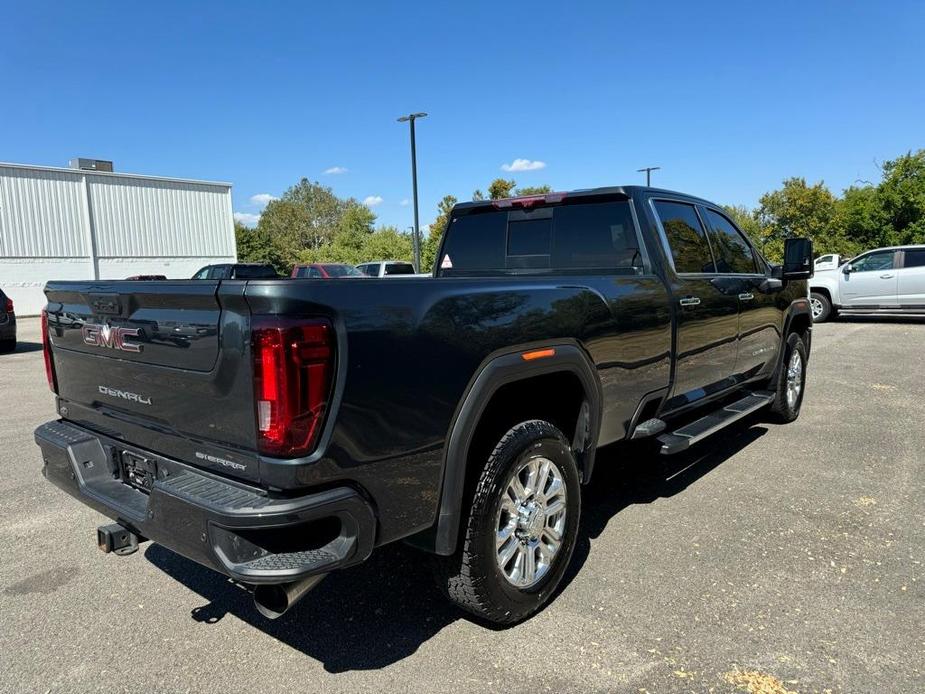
[98,385,152,405]
[82,323,143,353]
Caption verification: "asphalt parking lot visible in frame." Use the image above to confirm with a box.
[1,316,922,693]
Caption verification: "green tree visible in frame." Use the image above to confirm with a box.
[488,178,517,200]
[235,221,286,273]
[515,184,553,196]
[361,226,414,263]
[876,150,925,246]
[756,177,838,262]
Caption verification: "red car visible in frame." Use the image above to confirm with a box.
[291,263,366,279]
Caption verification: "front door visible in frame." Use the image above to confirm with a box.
[840,250,899,307]
[651,199,739,406]
[701,207,783,379]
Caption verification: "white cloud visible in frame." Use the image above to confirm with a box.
[324,166,348,175]
[400,198,410,206]
[233,212,261,226]
[363,195,384,207]
[501,158,547,172]
[249,193,277,206]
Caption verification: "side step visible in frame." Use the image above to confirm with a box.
[657,391,774,455]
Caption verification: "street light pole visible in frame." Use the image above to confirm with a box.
[397,112,427,271]
[636,166,661,187]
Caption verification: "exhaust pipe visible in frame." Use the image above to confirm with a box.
[253,574,326,619]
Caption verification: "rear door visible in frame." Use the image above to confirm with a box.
[650,199,740,406]
[897,248,925,308]
[839,250,899,307]
[44,280,260,481]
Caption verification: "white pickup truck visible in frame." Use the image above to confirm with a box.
[810,245,925,321]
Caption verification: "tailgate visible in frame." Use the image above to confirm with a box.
[44,280,261,482]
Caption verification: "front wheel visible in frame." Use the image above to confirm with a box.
[768,333,807,423]
[810,292,832,322]
[435,420,581,625]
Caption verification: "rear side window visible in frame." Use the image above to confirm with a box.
[904,249,925,268]
[653,201,715,274]
[704,209,758,273]
[440,200,642,274]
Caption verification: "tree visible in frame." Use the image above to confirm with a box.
[515,184,552,196]
[876,150,925,246]
[361,226,414,263]
[235,221,286,274]
[488,178,517,200]
[755,178,838,262]
[421,194,457,273]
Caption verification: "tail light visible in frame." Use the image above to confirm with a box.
[3,297,12,313]
[41,310,58,393]
[251,318,334,457]
[491,192,567,209]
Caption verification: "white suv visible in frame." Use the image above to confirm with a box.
[810,245,925,322]
[356,260,417,277]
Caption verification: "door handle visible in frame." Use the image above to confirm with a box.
[880,273,894,279]
[679,297,701,307]
[738,293,754,301]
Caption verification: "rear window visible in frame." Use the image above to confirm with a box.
[439,200,643,275]
[904,249,925,268]
[384,262,415,275]
[234,265,278,279]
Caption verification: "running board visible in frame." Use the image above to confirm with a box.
[657,391,774,455]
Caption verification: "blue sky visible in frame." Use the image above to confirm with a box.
[2,1,923,230]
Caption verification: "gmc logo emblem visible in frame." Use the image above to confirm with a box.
[81,323,143,353]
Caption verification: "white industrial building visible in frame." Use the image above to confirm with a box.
[0,160,236,315]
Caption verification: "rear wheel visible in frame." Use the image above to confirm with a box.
[0,339,15,353]
[768,333,807,423]
[435,420,581,625]
[810,292,832,322]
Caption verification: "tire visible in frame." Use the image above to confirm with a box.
[435,420,581,625]
[768,333,807,423]
[810,291,832,323]
[0,339,15,353]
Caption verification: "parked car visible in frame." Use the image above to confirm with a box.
[36,186,814,625]
[813,254,841,271]
[809,245,925,322]
[291,263,366,279]
[191,263,279,279]
[0,289,16,352]
[126,275,168,281]
[356,260,416,277]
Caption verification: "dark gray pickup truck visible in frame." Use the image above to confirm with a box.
[35,186,814,624]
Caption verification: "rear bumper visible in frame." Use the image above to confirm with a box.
[34,420,376,584]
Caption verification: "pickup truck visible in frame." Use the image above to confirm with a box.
[35,186,814,625]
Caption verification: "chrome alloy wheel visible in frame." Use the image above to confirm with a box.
[786,350,803,409]
[495,456,568,589]
[810,296,824,320]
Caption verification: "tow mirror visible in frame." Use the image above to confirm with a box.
[782,238,814,280]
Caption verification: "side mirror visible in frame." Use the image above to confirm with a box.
[783,238,814,279]
[842,264,853,275]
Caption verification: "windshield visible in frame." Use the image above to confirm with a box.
[324,264,364,277]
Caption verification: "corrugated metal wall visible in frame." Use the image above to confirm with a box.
[0,163,236,314]
[90,175,235,258]
[0,165,88,257]
[0,163,234,261]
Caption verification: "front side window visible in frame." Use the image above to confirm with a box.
[653,201,715,274]
[903,249,925,268]
[851,251,894,272]
[192,266,211,279]
[366,263,382,277]
[704,209,758,274]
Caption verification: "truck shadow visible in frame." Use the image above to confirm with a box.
[145,417,767,673]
